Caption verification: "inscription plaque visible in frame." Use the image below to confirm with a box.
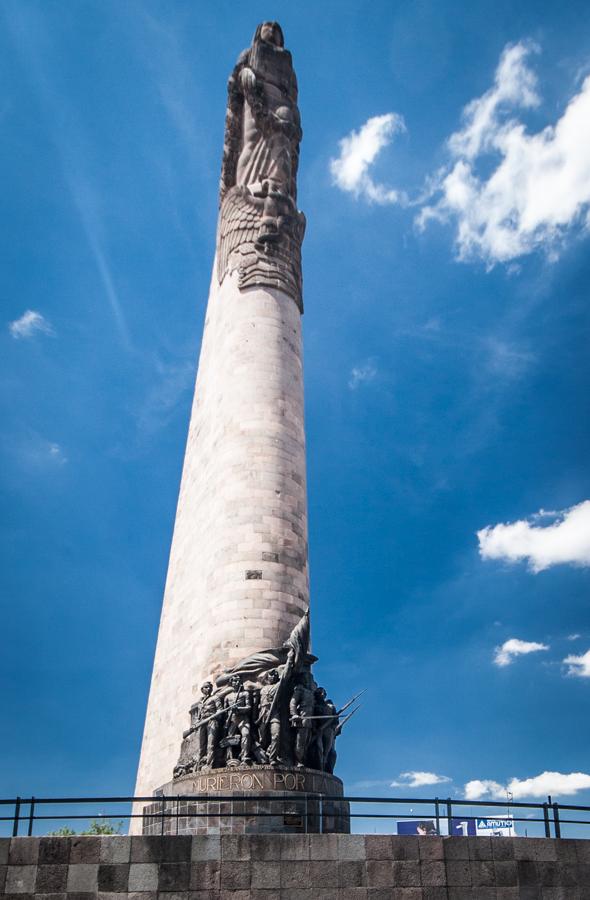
[168,764,345,798]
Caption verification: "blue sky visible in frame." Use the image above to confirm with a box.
[1,0,590,831]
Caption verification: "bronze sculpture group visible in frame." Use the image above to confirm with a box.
[173,610,358,780]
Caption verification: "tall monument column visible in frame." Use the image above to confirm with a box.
[134,22,350,835]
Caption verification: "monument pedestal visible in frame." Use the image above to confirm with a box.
[141,766,350,835]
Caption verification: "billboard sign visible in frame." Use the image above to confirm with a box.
[397,815,516,837]
[397,819,438,836]
[450,817,477,836]
[475,817,515,836]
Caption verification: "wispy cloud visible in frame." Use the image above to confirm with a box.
[563,648,590,678]
[46,442,67,465]
[8,310,54,339]
[15,435,68,469]
[484,337,535,380]
[465,771,590,800]
[418,42,590,265]
[330,114,406,205]
[349,359,378,390]
[3,3,130,348]
[65,174,130,348]
[136,358,194,437]
[348,779,393,790]
[478,500,590,572]
[493,638,549,667]
[133,8,206,172]
[448,41,540,160]
[390,771,451,788]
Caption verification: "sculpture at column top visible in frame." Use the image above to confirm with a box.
[217,21,306,310]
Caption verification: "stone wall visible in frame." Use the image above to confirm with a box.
[1,833,589,898]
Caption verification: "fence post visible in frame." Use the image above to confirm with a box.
[542,803,550,838]
[12,797,21,837]
[446,798,453,837]
[552,802,561,839]
[160,799,166,836]
[319,796,323,834]
[27,798,35,837]
[434,798,440,836]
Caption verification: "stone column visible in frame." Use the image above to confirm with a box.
[133,267,309,811]
[129,23,350,836]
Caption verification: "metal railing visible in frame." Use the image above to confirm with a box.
[1,793,589,838]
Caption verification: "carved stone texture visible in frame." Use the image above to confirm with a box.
[170,765,345,797]
[217,21,305,310]
[143,766,350,835]
[172,610,353,781]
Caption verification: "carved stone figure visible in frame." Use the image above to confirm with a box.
[217,21,305,309]
[289,669,316,768]
[222,674,253,766]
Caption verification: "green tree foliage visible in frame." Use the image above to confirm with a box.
[47,819,123,836]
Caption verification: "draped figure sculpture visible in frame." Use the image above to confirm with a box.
[217,21,305,309]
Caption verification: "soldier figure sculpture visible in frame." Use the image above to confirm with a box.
[223,674,253,766]
[193,681,224,771]
[289,669,315,768]
[256,668,283,765]
[313,686,338,773]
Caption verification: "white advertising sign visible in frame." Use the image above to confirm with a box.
[476,816,516,836]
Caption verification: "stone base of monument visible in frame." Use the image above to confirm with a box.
[140,765,350,835]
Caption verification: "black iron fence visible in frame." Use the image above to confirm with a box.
[2,794,590,839]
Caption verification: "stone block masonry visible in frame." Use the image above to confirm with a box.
[134,272,310,817]
[2,834,589,898]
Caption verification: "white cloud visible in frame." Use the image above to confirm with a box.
[349,359,377,390]
[46,442,67,464]
[418,42,590,265]
[563,648,590,678]
[493,638,549,667]
[464,779,506,800]
[466,772,590,800]
[9,310,54,339]
[330,114,406,205]
[477,500,590,572]
[391,771,451,788]
[448,41,540,161]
